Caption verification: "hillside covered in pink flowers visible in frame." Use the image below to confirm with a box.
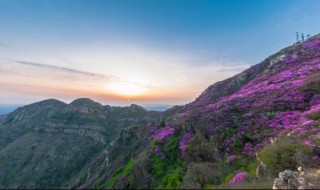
[174,34,320,156]
[74,34,320,189]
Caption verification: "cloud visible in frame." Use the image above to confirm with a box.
[10,60,108,78]
[0,59,154,101]
[3,59,155,90]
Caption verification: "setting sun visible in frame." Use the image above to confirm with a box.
[107,82,148,97]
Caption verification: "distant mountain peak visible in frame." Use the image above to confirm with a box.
[129,104,146,111]
[68,98,105,111]
[30,98,67,106]
[70,98,100,105]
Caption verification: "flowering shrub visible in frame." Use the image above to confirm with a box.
[242,143,255,155]
[119,175,126,184]
[154,145,160,154]
[310,95,320,106]
[303,140,316,147]
[305,104,320,120]
[228,172,247,184]
[152,125,175,140]
[179,133,193,151]
[226,155,237,164]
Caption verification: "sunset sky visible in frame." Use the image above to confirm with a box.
[1,0,320,107]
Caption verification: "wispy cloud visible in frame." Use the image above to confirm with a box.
[3,59,156,90]
[10,60,108,78]
[0,59,154,102]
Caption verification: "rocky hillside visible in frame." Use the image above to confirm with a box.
[77,34,320,189]
[0,99,163,189]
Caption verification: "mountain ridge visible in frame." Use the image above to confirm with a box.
[0,98,165,188]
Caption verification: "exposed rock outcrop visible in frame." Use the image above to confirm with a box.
[273,168,320,189]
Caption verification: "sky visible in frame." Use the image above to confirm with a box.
[1,0,320,107]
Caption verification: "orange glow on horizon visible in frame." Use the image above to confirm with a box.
[106,82,148,97]
[0,58,245,105]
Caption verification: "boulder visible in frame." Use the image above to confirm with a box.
[279,170,298,181]
[273,178,287,189]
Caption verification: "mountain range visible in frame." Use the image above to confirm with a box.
[1,34,320,189]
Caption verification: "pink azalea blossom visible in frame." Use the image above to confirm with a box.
[226,155,237,164]
[229,172,247,184]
